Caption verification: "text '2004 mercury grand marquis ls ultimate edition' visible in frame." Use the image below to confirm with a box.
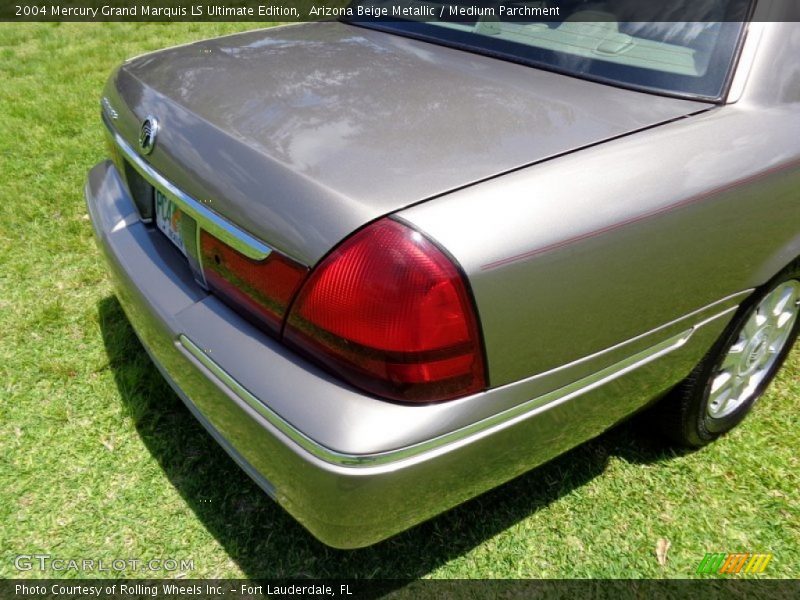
[86,0,800,547]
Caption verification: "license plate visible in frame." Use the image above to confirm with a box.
[155,189,186,255]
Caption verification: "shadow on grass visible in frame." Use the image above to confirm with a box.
[98,295,684,579]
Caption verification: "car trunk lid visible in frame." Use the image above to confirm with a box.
[105,21,711,266]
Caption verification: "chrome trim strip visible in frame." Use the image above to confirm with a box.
[178,308,730,468]
[179,334,355,465]
[105,121,272,261]
[507,290,752,389]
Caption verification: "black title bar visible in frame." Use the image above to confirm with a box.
[3,0,790,23]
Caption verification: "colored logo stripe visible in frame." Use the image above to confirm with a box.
[697,553,772,574]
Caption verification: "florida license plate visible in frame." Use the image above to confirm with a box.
[155,189,186,255]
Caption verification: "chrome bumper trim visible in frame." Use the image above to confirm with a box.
[104,118,272,261]
[179,306,735,469]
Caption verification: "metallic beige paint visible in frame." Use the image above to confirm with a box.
[86,18,800,546]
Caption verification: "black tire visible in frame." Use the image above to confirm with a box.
[657,261,800,448]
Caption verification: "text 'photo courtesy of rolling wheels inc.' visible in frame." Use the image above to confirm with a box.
[2,0,799,598]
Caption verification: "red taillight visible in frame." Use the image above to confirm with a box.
[283,218,486,402]
[200,231,307,336]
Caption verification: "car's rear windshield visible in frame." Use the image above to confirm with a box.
[347,1,752,100]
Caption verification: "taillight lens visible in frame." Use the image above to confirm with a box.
[200,231,307,336]
[283,218,486,403]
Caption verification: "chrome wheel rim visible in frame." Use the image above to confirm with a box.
[707,280,800,419]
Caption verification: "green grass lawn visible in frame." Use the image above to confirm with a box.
[1,22,798,580]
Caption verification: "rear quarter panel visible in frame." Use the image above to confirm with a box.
[400,104,800,387]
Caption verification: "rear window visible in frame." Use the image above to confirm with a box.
[348,0,752,100]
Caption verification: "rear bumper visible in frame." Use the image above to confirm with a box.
[86,160,737,548]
